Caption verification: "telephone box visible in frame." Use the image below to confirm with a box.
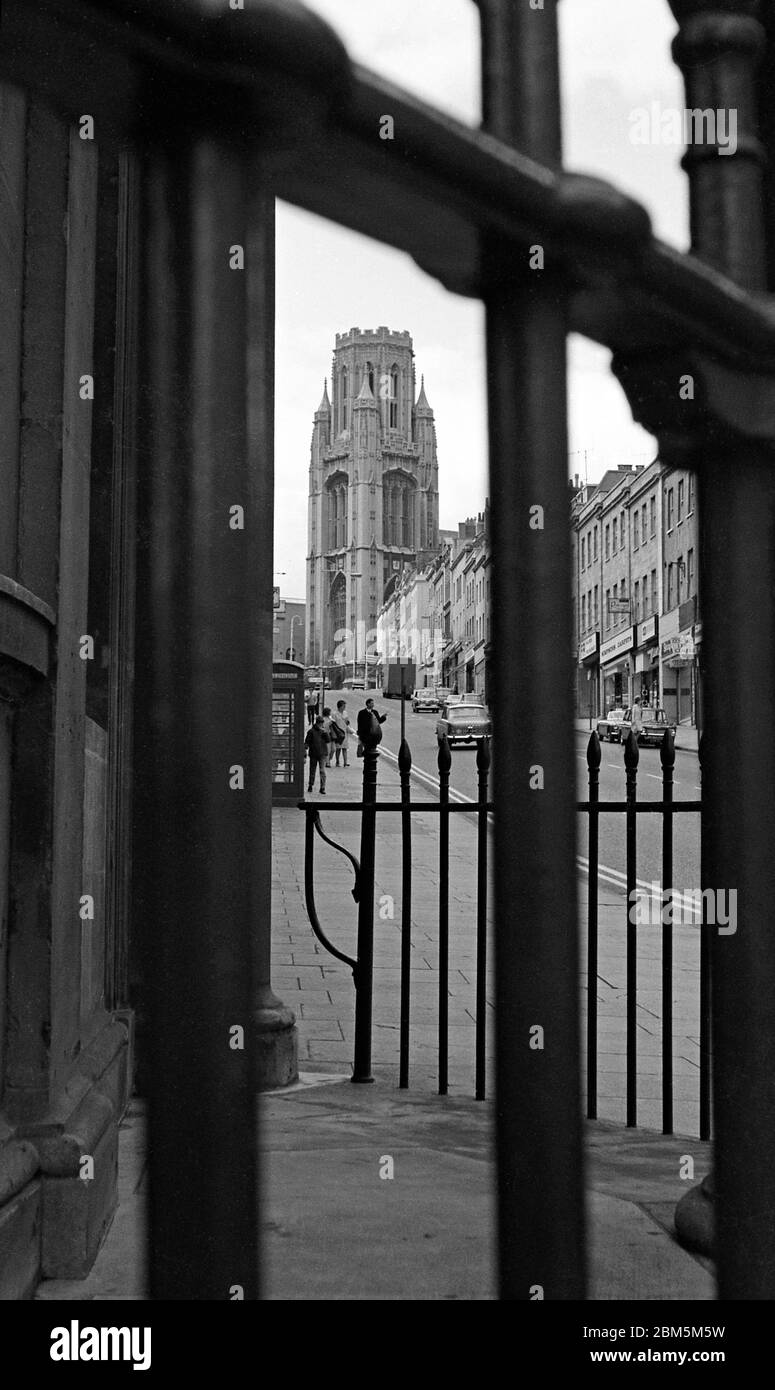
[272,661,305,804]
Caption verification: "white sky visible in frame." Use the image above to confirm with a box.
[275,0,688,599]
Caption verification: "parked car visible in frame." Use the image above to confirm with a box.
[631,705,677,748]
[596,707,628,742]
[436,700,492,748]
[411,688,441,712]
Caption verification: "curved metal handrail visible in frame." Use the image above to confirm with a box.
[302,811,359,971]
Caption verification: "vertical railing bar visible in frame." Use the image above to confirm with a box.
[698,735,711,1141]
[625,729,639,1128]
[475,736,491,1101]
[352,723,379,1084]
[481,0,585,1299]
[398,694,412,1090]
[438,733,451,1096]
[661,728,675,1136]
[586,731,601,1120]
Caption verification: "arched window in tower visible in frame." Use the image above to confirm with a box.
[402,486,412,548]
[389,364,399,429]
[328,486,337,550]
[341,366,348,433]
[330,571,347,647]
[366,360,374,395]
[338,483,347,548]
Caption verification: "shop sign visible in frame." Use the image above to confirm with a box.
[600,627,635,664]
[637,616,657,646]
[579,631,599,661]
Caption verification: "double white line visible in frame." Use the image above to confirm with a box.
[380,745,700,917]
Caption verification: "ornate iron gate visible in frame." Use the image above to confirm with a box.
[2,0,775,1300]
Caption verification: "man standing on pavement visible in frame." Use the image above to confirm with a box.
[356,697,387,756]
[630,696,644,742]
[305,686,319,726]
[304,715,330,793]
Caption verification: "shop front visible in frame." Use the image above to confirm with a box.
[661,625,696,724]
[600,627,635,712]
[577,631,600,719]
[632,615,660,707]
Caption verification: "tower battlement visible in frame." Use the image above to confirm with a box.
[335,326,412,348]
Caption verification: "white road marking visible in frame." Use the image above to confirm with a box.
[381,747,699,914]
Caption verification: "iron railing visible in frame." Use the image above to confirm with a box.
[301,719,707,1138]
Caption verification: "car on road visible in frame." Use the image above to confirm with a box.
[596,707,628,742]
[411,687,441,712]
[436,699,492,748]
[631,705,677,748]
[596,705,677,747]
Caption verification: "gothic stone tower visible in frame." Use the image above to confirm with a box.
[306,327,440,669]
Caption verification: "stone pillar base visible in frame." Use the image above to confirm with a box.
[254,1003,298,1091]
[675,1171,714,1259]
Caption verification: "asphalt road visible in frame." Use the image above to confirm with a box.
[373,696,701,904]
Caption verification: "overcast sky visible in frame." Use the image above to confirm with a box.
[275,0,688,599]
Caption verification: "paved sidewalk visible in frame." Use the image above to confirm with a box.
[277,753,706,1134]
[34,748,713,1301]
[36,1083,714,1301]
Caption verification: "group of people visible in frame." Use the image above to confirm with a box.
[303,695,387,794]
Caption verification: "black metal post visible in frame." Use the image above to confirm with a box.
[586,731,601,1120]
[398,709,412,1090]
[352,720,379,1083]
[669,0,775,1295]
[624,729,639,1128]
[136,106,261,1298]
[661,728,675,1136]
[478,0,585,1299]
[698,735,711,1142]
[438,733,451,1096]
[475,737,490,1101]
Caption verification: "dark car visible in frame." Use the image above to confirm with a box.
[631,705,677,748]
[436,700,492,748]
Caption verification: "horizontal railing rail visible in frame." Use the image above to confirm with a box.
[3,3,775,374]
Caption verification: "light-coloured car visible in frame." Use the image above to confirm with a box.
[411,688,441,712]
[436,700,492,748]
[596,707,628,742]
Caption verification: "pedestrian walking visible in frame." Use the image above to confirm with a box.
[320,706,334,767]
[630,696,644,740]
[305,686,319,726]
[331,699,351,767]
[304,716,330,793]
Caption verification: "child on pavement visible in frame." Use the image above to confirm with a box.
[304,716,330,793]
